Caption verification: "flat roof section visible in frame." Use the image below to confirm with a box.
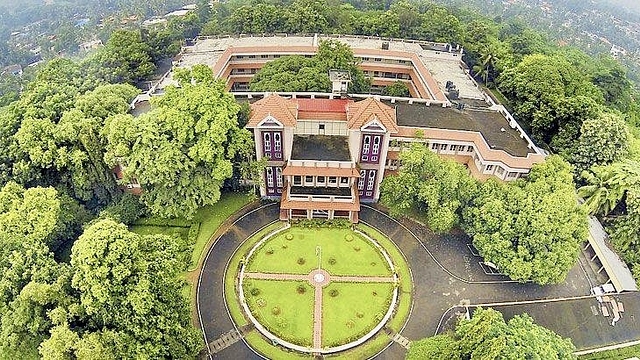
[291,135,351,161]
[587,216,637,292]
[394,103,533,158]
[290,186,352,197]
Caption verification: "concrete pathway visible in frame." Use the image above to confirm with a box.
[209,329,243,354]
[243,268,395,350]
[313,285,323,349]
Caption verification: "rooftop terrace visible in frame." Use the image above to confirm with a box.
[394,102,534,157]
[290,186,352,197]
[291,135,351,161]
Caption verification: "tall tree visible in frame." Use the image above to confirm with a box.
[0,182,84,358]
[463,156,588,284]
[92,29,156,84]
[407,308,576,360]
[14,84,138,205]
[104,65,253,218]
[571,112,631,174]
[380,144,477,233]
[68,219,202,359]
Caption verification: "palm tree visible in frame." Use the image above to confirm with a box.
[578,160,640,216]
[473,45,498,86]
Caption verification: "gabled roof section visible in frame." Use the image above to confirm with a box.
[247,94,298,128]
[347,97,398,133]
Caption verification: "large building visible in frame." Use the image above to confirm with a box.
[142,34,546,221]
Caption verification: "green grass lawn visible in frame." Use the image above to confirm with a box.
[130,191,253,271]
[225,222,285,327]
[244,331,313,360]
[226,222,413,358]
[322,282,394,348]
[246,227,392,276]
[244,279,315,347]
[357,224,413,332]
[189,192,254,270]
[578,344,640,359]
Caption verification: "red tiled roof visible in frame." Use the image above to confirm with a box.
[295,98,351,113]
[347,97,398,133]
[247,94,298,127]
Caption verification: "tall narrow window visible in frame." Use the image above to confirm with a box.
[274,132,282,159]
[358,170,366,190]
[361,135,371,161]
[263,133,271,152]
[366,170,376,191]
[372,136,381,155]
[276,167,283,187]
[266,167,274,187]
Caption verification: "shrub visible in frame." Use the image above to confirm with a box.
[271,306,281,315]
[281,244,288,249]
[100,193,147,224]
[356,312,364,318]
[328,257,337,265]
[285,234,294,240]
[250,287,261,296]
[297,257,306,265]
[345,234,354,242]
[266,248,274,255]
[329,289,339,297]
[296,284,307,294]
[353,246,361,252]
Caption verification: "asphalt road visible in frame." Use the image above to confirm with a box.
[197,203,634,359]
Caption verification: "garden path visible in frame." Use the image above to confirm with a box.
[242,269,395,350]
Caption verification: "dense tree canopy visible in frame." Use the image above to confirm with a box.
[104,65,253,218]
[250,39,371,94]
[380,144,477,233]
[571,112,630,174]
[463,156,588,284]
[407,308,576,360]
[0,182,86,358]
[92,29,156,84]
[62,219,202,359]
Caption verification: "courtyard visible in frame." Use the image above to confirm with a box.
[196,202,639,359]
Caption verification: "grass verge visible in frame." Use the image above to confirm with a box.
[244,279,315,347]
[322,282,394,348]
[357,224,413,332]
[246,227,392,276]
[578,344,640,359]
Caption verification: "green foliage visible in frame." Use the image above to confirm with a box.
[406,333,461,360]
[463,156,588,284]
[571,113,631,174]
[578,160,640,216]
[0,182,77,357]
[292,218,352,229]
[498,54,603,146]
[380,143,477,233]
[250,39,371,93]
[407,308,576,360]
[98,193,147,225]
[13,83,138,205]
[92,29,156,84]
[69,219,202,359]
[382,81,410,97]
[104,65,253,218]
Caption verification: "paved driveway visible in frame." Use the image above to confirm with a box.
[196,203,634,359]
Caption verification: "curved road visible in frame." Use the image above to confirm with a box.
[197,204,594,359]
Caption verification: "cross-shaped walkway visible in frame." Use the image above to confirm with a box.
[244,270,395,349]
